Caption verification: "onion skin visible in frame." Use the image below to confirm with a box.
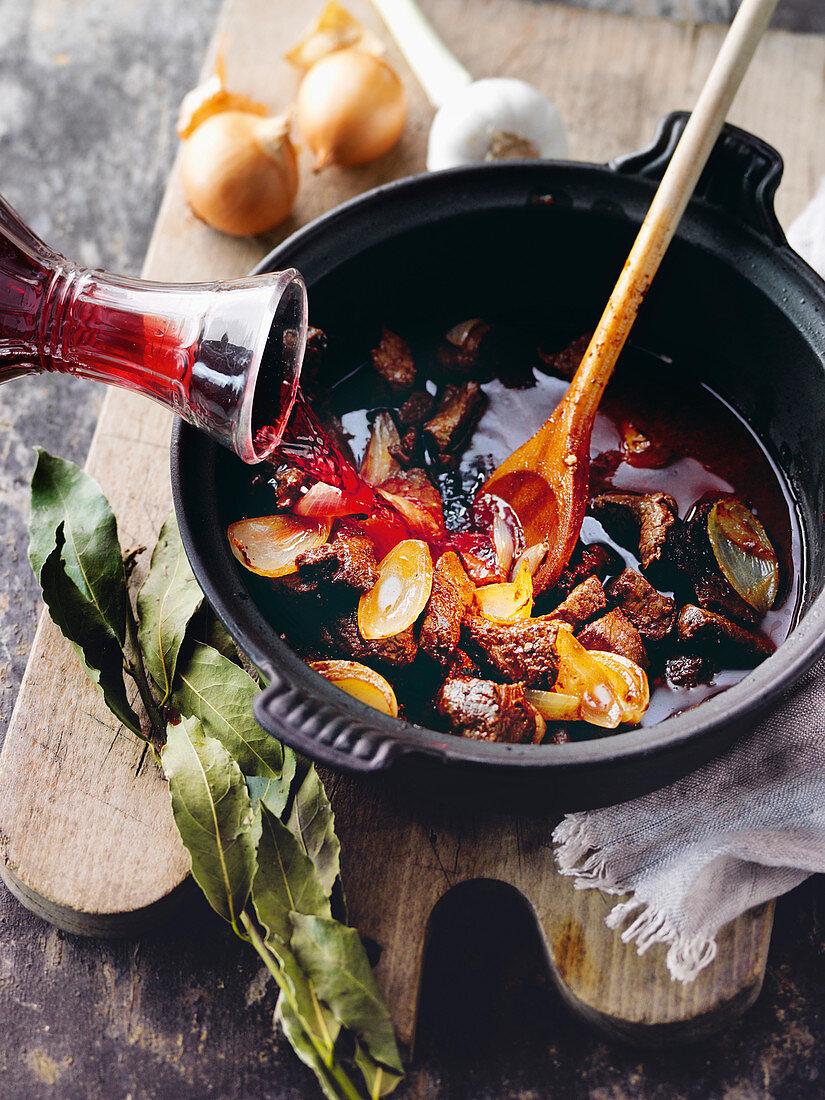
[182,111,299,236]
[296,48,407,169]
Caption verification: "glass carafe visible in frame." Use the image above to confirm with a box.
[0,194,307,462]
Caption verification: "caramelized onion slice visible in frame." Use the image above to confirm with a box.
[360,410,402,486]
[358,539,433,640]
[473,492,525,575]
[525,689,580,722]
[553,630,650,729]
[707,499,779,615]
[227,515,331,577]
[310,659,398,717]
[473,558,534,623]
[589,651,650,726]
[554,628,623,728]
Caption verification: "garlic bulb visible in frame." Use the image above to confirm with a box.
[427,78,567,171]
[370,0,567,171]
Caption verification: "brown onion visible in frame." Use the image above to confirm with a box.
[182,111,299,236]
[296,48,407,170]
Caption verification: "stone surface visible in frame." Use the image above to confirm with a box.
[1,1,825,1098]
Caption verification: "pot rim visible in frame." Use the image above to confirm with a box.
[173,153,825,778]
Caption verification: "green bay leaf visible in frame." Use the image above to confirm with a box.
[29,449,127,644]
[252,804,331,947]
[163,716,260,929]
[277,994,345,1100]
[174,643,293,812]
[290,913,403,1079]
[353,1041,404,1099]
[136,513,203,702]
[288,759,341,898]
[39,534,141,736]
[252,807,344,1096]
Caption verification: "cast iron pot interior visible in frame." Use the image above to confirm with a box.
[172,114,825,809]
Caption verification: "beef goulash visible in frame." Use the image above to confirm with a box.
[228,320,800,745]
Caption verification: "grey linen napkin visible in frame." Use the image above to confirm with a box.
[552,188,825,984]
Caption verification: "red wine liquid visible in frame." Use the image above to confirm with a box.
[256,389,377,513]
[0,215,200,399]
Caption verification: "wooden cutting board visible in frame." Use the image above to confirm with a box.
[1,0,824,1052]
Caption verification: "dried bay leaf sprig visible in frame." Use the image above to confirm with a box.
[137,513,204,703]
[29,450,148,737]
[27,450,402,1100]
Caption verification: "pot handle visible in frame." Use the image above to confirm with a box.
[611,110,786,245]
[253,666,407,774]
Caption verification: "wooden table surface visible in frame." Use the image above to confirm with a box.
[2,2,825,1098]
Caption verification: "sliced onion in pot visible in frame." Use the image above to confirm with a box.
[707,499,779,615]
[474,558,534,623]
[310,659,399,717]
[358,539,434,640]
[227,515,331,577]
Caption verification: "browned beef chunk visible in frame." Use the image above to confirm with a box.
[424,381,488,470]
[370,327,416,396]
[553,541,623,597]
[665,653,717,688]
[433,319,495,380]
[542,576,606,629]
[420,551,476,665]
[298,326,328,395]
[692,572,759,625]
[676,605,775,663]
[670,502,760,625]
[319,610,417,668]
[397,390,436,428]
[388,426,419,467]
[436,677,544,744]
[461,616,560,687]
[577,609,649,669]
[251,465,313,511]
[589,491,679,572]
[291,530,378,594]
[447,648,484,678]
[607,567,676,641]
[537,332,591,380]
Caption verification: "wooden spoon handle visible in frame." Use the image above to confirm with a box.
[567,0,779,422]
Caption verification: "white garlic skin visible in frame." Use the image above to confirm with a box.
[426,77,567,171]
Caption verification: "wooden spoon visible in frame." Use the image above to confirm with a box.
[483,0,779,592]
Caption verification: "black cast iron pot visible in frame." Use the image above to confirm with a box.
[172,113,825,810]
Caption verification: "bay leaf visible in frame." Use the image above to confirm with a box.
[353,1041,404,1098]
[252,804,331,947]
[174,642,293,813]
[163,715,260,930]
[288,758,341,898]
[39,534,141,736]
[290,913,403,1078]
[252,807,344,1094]
[136,513,203,702]
[278,995,345,1100]
[204,613,242,664]
[246,768,297,818]
[29,449,127,644]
